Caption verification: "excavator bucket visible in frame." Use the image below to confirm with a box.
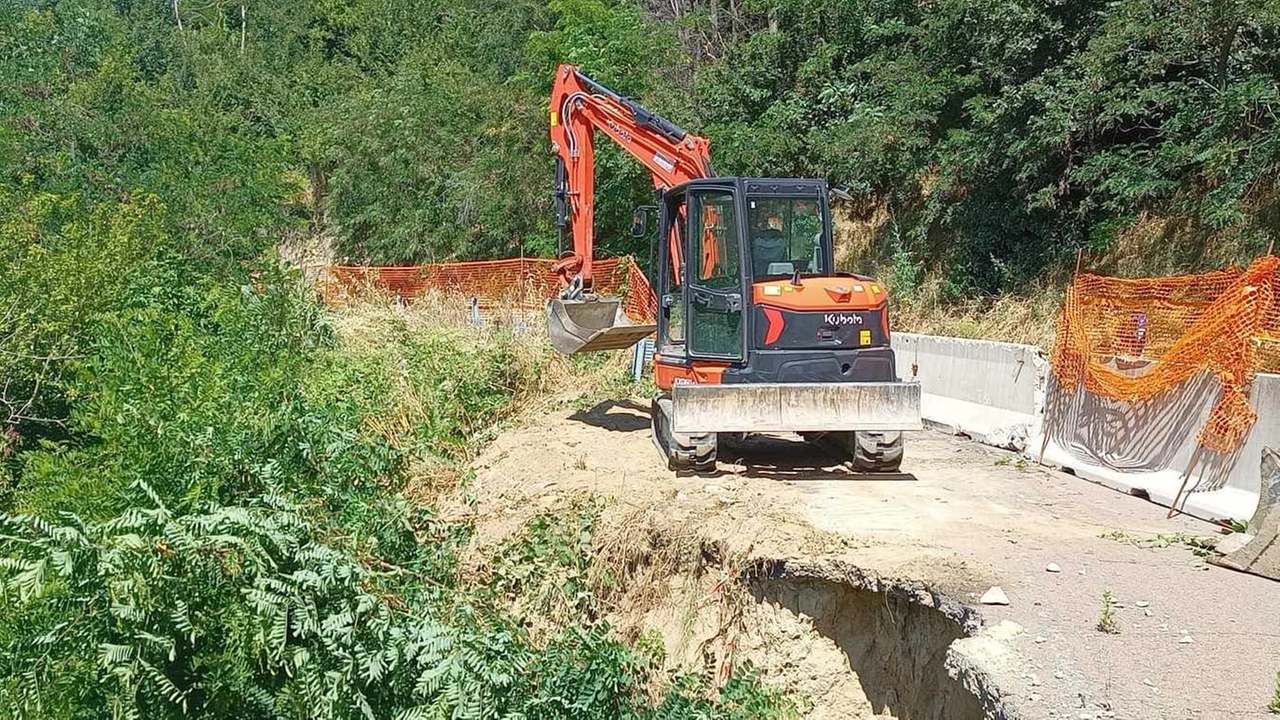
[546,297,656,355]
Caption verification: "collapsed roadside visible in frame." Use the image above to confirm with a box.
[458,312,1280,720]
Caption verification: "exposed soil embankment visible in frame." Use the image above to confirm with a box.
[462,395,1021,718]
[754,572,978,718]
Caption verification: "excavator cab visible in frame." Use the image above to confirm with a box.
[652,177,850,364]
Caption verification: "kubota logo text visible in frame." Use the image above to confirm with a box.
[823,313,863,326]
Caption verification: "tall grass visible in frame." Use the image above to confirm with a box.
[890,273,1062,348]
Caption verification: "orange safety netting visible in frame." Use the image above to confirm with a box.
[325,256,657,323]
[1051,255,1280,454]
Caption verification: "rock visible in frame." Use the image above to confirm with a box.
[1179,635,1194,644]
[1046,563,1062,573]
[1034,636,1047,644]
[981,586,1010,605]
[1077,568,1087,575]
[1144,609,1153,617]
[1029,693,1042,703]
[987,424,1029,452]
[1216,532,1254,555]
[1212,448,1280,581]
[1054,670,1065,679]
[1029,673,1042,686]
[988,620,1024,639]
[1142,679,1155,687]
[1135,600,1150,608]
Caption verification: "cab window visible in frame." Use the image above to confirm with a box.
[690,191,739,288]
[659,195,686,352]
[687,189,743,358]
[747,197,827,279]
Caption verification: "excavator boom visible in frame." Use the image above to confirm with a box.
[549,65,712,288]
[546,65,715,354]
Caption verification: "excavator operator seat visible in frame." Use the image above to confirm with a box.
[751,229,788,277]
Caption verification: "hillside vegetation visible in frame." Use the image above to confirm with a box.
[0,2,805,716]
[6,1,1278,278]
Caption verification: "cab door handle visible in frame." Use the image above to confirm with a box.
[691,289,741,312]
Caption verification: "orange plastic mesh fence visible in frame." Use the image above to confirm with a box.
[1051,255,1279,454]
[325,256,658,323]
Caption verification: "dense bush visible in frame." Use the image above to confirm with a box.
[692,0,1280,295]
[0,267,794,717]
[9,0,1277,279]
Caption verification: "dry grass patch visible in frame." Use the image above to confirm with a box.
[891,273,1062,348]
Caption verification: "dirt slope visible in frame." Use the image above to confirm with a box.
[461,395,1280,719]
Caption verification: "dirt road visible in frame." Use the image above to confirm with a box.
[467,395,1280,719]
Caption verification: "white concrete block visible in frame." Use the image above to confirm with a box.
[1034,372,1279,523]
[892,331,1277,523]
[893,333,1045,451]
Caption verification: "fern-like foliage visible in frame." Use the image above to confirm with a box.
[0,481,794,719]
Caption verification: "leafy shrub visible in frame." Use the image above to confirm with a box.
[487,498,606,623]
[0,192,167,472]
[0,251,793,718]
[0,461,792,719]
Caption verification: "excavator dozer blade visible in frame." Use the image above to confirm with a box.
[546,297,657,355]
[670,381,922,434]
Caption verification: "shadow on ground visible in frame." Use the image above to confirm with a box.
[719,434,917,483]
[568,399,651,433]
[568,401,917,482]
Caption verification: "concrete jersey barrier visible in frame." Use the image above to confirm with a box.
[891,333,1046,452]
[1037,373,1279,523]
[892,332,1278,524]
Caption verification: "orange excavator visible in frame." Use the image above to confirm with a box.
[546,65,920,471]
